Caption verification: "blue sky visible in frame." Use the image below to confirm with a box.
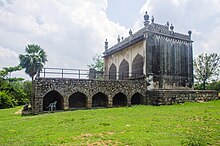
[0,0,219,78]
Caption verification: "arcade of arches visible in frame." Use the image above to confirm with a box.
[42,91,144,111]
[34,78,217,114]
[34,78,147,114]
[109,54,144,80]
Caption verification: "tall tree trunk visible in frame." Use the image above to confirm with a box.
[31,76,34,113]
[202,80,206,90]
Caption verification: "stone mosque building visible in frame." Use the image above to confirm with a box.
[103,11,193,90]
[32,12,218,114]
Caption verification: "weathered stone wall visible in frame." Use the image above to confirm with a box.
[33,78,147,114]
[33,78,218,114]
[147,90,218,105]
[146,33,193,89]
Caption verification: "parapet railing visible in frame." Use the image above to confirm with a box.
[37,68,90,79]
[37,68,145,80]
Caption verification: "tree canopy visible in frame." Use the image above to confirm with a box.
[194,53,220,90]
[87,54,104,72]
[19,44,47,81]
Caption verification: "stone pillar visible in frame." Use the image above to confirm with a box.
[63,96,69,110]
[108,96,113,107]
[87,97,92,108]
[127,96,131,107]
[89,68,96,79]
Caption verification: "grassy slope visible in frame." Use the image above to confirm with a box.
[0,101,219,146]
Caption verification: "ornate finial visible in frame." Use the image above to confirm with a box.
[105,39,108,50]
[151,16,154,23]
[188,30,192,39]
[117,35,120,43]
[129,29,132,36]
[170,24,174,31]
[144,11,150,26]
[166,22,169,28]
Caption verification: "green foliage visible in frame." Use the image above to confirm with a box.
[194,80,220,92]
[0,101,219,145]
[19,44,47,81]
[206,80,220,92]
[0,66,23,78]
[0,91,17,108]
[9,81,30,105]
[23,81,32,101]
[0,77,30,108]
[87,54,104,71]
[194,53,220,90]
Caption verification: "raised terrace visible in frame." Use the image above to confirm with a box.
[32,68,218,114]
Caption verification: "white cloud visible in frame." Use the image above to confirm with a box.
[0,46,18,68]
[134,0,220,56]
[0,0,128,77]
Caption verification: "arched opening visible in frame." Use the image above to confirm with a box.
[109,63,117,80]
[69,92,87,108]
[132,54,144,78]
[92,92,108,107]
[119,59,129,80]
[131,93,144,105]
[43,90,64,111]
[113,92,127,107]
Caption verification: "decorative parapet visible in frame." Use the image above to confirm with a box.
[104,22,192,56]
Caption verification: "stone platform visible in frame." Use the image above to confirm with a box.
[33,78,218,114]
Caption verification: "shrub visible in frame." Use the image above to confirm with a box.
[0,91,17,109]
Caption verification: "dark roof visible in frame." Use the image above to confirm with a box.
[104,22,192,57]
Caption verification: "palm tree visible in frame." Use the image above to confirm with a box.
[19,44,47,110]
[19,44,47,81]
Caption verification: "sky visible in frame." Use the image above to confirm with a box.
[0,0,220,78]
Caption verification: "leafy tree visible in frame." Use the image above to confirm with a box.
[0,91,17,109]
[207,81,220,92]
[1,66,23,78]
[194,53,220,90]
[0,76,30,108]
[23,81,32,101]
[19,44,47,81]
[87,54,104,72]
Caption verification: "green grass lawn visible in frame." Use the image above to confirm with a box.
[0,101,220,146]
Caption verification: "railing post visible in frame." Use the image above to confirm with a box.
[79,70,80,79]
[44,68,45,78]
[62,69,63,78]
[89,68,96,79]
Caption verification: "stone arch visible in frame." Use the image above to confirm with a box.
[119,59,129,80]
[92,92,108,107]
[43,90,64,111]
[131,92,144,105]
[109,63,117,80]
[113,92,127,107]
[69,92,87,108]
[132,54,144,77]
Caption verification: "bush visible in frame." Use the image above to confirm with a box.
[0,78,30,108]
[0,91,17,109]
